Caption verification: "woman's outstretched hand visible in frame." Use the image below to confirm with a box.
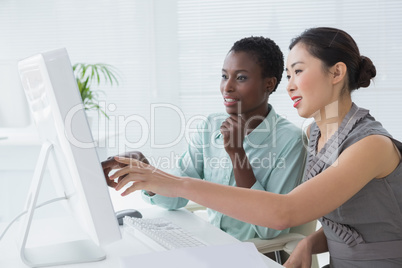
[109,157,183,198]
[101,151,149,188]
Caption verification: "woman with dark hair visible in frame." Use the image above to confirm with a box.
[103,36,306,242]
[109,28,402,267]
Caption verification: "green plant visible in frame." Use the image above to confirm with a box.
[72,63,120,118]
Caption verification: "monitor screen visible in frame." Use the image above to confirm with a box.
[17,48,121,267]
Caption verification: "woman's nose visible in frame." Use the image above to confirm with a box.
[222,78,234,93]
[286,78,296,93]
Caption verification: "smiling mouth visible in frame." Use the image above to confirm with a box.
[223,98,240,107]
[293,97,302,103]
[292,97,302,107]
[224,98,238,102]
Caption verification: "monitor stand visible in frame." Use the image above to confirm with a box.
[19,141,106,267]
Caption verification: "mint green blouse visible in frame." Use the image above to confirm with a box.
[142,105,306,241]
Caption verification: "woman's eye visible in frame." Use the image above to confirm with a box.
[237,75,247,81]
[286,75,291,80]
[221,74,228,79]
[295,70,302,75]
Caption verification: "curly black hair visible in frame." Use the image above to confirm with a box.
[230,36,284,92]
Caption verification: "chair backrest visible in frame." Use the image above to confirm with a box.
[289,220,317,237]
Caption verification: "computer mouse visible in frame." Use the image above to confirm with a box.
[115,209,143,225]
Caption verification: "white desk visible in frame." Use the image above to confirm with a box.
[0,207,282,268]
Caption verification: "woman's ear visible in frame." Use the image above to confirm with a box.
[265,77,277,94]
[330,62,347,85]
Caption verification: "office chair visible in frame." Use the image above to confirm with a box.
[246,220,319,267]
[185,201,319,268]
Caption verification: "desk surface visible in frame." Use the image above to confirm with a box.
[0,207,282,268]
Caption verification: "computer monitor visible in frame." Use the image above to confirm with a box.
[17,48,121,267]
[0,60,31,128]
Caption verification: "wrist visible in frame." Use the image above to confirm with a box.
[227,147,246,158]
[229,149,252,170]
[297,237,313,255]
[303,230,325,255]
[178,176,195,199]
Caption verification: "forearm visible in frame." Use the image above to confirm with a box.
[229,149,256,188]
[114,158,324,230]
[179,176,290,230]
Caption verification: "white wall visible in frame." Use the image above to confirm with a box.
[0,60,31,128]
[1,0,401,226]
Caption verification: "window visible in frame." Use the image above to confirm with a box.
[1,0,401,164]
[176,0,402,142]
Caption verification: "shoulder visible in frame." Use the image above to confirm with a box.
[273,114,305,141]
[291,134,398,221]
[268,116,307,154]
[343,113,392,148]
[352,134,394,150]
[339,108,400,178]
[342,134,399,179]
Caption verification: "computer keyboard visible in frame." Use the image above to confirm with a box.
[123,216,207,251]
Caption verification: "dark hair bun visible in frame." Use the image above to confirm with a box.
[357,56,376,88]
